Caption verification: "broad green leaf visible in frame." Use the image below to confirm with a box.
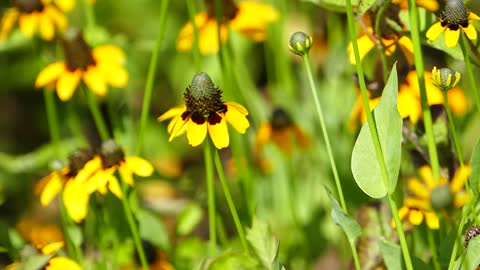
[380,240,432,270]
[351,64,402,198]
[177,203,203,236]
[208,252,259,270]
[301,0,377,15]
[246,217,278,270]
[136,209,170,250]
[325,188,362,245]
[18,254,51,270]
[453,236,480,270]
[470,138,480,195]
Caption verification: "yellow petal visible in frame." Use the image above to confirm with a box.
[158,105,187,122]
[74,156,102,184]
[347,34,376,65]
[397,36,414,65]
[99,64,128,88]
[424,211,439,229]
[426,22,445,42]
[225,103,250,133]
[119,165,134,186]
[0,9,19,40]
[93,45,126,64]
[57,70,81,101]
[404,197,430,210]
[39,13,54,40]
[418,0,439,12]
[44,6,67,30]
[83,66,107,96]
[53,0,75,12]
[108,177,123,199]
[63,180,90,223]
[41,241,64,255]
[40,173,63,206]
[463,24,477,41]
[398,87,421,124]
[168,115,188,141]
[454,192,469,208]
[124,156,154,177]
[19,13,38,37]
[198,19,227,55]
[469,12,480,21]
[229,1,278,42]
[187,119,207,147]
[208,118,229,149]
[46,257,82,270]
[418,165,436,189]
[450,165,471,193]
[447,87,469,115]
[408,209,424,225]
[445,28,460,48]
[407,178,429,199]
[36,62,66,88]
[176,13,209,52]
[255,123,272,153]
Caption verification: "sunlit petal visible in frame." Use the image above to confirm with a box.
[41,241,64,255]
[469,12,480,21]
[40,173,63,206]
[424,211,439,229]
[57,70,81,101]
[408,178,429,199]
[39,14,54,40]
[208,118,229,149]
[53,0,75,12]
[63,180,89,223]
[119,165,134,186]
[124,157,154,177]
[35,62,66,88]
[108,177,123,199]
[83,67,107,96]
[347,34,376,64]
[93,45,126,64]
[0,9,19,40]
[445,28,460,48]
[463,24,477,41]
[225,103,249,133]
[46,257,82,270]
[158,105,187,122]
[426,22,445,42]
[19,13,37,37]
[408,209,423,225]
[44,6,67,30]
[187,119,207,147]
[450,165,471,193]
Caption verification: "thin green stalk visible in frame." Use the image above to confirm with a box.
[213,148,248,252]
[407,0,440,181]
[82,0,96,30]
[204,140,217,255]
[442,91,464,166]
[459,36,480,113]
[428,230,441,270]
[135,0,170,155]
[66,101,88,145]
[85,89,110,141]
[346,0,413,268]
[186,0,202,71]
[374,0,392,81]
[120,181,149,270]
[447,205,469,270]
[301,54,346,212]
[43,90,61,157]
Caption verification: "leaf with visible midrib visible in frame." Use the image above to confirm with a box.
[351,64,402,198]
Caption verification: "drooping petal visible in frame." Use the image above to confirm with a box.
[92,45,126,64]
[44,6,67,30]
[108,177,123,199]
[454,192,469,208]
[186,119,208,147]
[83,66,107,97]
[118,165,134,186]
[74,156,102,184]
[229,1,278,42]
[347,34,376,64]
[168,115,189,141]
[418,165,436,189]
[450,165,471,193]
[57,70,81,101]
[18,13,38,37]
[63,180,90,223]
[176,13,209,52]
[408,209,424,225]
[41,241,64,255]
[40,173,63,206]
[469,12,480,21]
[39,13,54,40]
[463,24,478,41]
[46,257,82,270]
[424,211,439,229]
[445,28,460,48]
[53,0,75,12]
[208,118,229,149]
[404,197,430,210]
[397,36,414,65]
[124,157,154,177]
[407,178,429,199]
[158,105,187,122]
[225,103,250,133]
[35,62,66,88]
[426,22,445,42]
[0,9,19,40]
[98,63,128,88]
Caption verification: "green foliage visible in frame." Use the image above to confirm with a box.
[18,254,51,270]
[453,236,480,270]
[207,252,259,270]
[177,203,203,236]
[136,209,170,250]
[351,64,402,198]
[470,138,480,194]
[380,239,432,270]
[246,217,279,270]
[301,0,377,15]
[325,188,362,245]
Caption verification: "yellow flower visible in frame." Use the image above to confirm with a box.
[85,140,154,199]
[35,28,128,101]
[158,72,250,149]
[46,257,82,270]
[176,0,278,54]
[35,149,99,222]
[349,70,469,129]
[0,0,73,41]
[255,107,310,155]
[347,28,414,65]
[16,218,64,252]
[393,165,471,230]
[392,0,439,12]
[426,0,480,48]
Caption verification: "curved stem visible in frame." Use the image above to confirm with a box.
[213,148,248,252]
[204,140,217,255]
[135,0,170,155]
[85,89,109,141]
[460,36,480,113]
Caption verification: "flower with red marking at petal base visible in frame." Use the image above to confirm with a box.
[35,28,128,101]
[426,0,480,48]
[0,0,74,41]
[158,72,250,149]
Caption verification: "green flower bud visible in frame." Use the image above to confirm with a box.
[430,185,453,210]
[431,66,461,91]
[288,31,312,56]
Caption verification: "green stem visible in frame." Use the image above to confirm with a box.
[407,0,440,181]
[447,205,469,270]
[204,140,217,255]
[82,0,96,30]
[459,36,480,113]
[85,89,109,141]
[43,90,61,157]
[428,230,441,270]
[213,148,248,252]
[346,0,413,268]
[186,0,202,71]
[120,182,149,270]
[301,54,346,212]
[135,0,170,155]
[374,0,392,82]
[66,101,88,146]
[442,91,464,166]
